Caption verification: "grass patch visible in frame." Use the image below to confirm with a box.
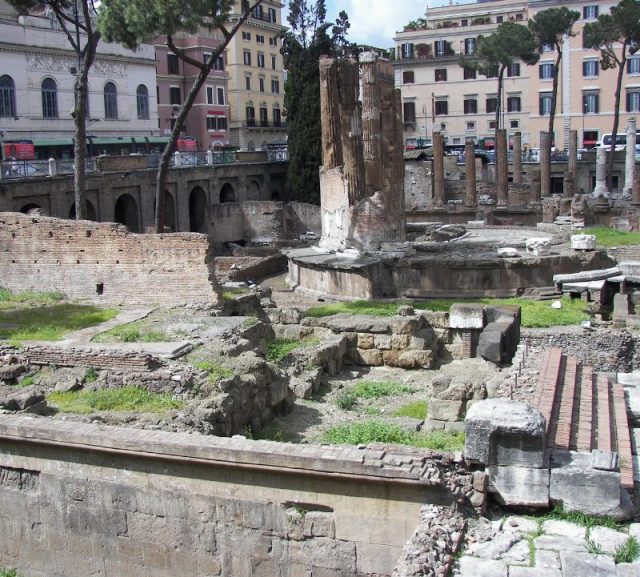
[222,287,251,300]
[85,367,98,383]
[540,505,621,530]
[304,300,405,318]
[613,536,639,564]
[92,321,169,343]
[14,376,34,388]
[194,361,233,384]
[47,386,184,414]
[266,337,319,363]
[335,389,358,410]
[394,400,428,420]
[588,226,640,248]
[352,380,413,398]
[322,421,464,451]
[0,304,118,342]
[0,288,64,308]
[0,570,17,577]
[584,536,605,556]
[252,421,294,442]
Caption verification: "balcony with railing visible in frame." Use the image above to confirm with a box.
[242,121,288,130]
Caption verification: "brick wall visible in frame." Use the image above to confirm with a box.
[0,212,221,306]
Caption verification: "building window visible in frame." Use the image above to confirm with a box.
[0,75,16,118]
[466,121,476,131]
[268,7,276,22]
[510,120,519,129]
[273,107,281,126]
[403,71,414,83]
[515,13,523,21]
[242,31,251,40]
[167,53,179,75]
[207,115,227,131]
[245,75,251,90]
[507,96,521,112]
[214,56,224,71]
[539,93,553,115]
[41,77,58,118]
[206,86,214,105]
[271,78,280,93]
[435,100,448,116]
[507,63,520,77]
[496,15,503,23]
[217,87,224,105]
[583,60,599,77]
[434,40,450,57]
[403,101,416,123]
[463,67,476,80]
[272,55,277,69]
[541,43,554,52]
[243,51,252,66]
[169,86,181,105]
[257,53,265,68]
[203,53,211,65]
[628,58,640,74]
[461,19,468,26]
[435,68,447,82]
[260,107,268,126]
[489,120,497,129]
[401,43,414,59]
[583,5,598,19]
[136,84,149,119]
[256,34,265,44]
[539,62,554,79]
[463,98,477,114]
[104,82,118,119]
[464,37,476,55]
[627,90,640,112]
[583,92,599,114]
[486,97,497,113]
[246,105,255,126]
[269,36,278,46]
[259,77,265,92]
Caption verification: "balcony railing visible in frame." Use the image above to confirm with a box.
[242,121,287,130]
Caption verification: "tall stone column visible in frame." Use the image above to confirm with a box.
[540,132,551,197]
[568,130,578,184]
[496,129,508,206]
[361,52,382,197]
[530,169,541,204]
[433,131,445,208]
[624,117,636,197]
[512,132,522,185]
[464,140,476,207]
[593,146,610,197]
[633,171,640,205]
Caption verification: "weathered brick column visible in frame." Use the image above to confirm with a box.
[465,141,477,207]
[496,129,508,207]
[433,132,445,208]
[512,132,522,185]
[540,132,551,197]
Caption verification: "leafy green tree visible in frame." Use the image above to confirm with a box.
[283,0,351,204]
[8,0,101,220]
[99,0,264,232]
[460,22,539,140]
[584,0,640,189]
[529,7,579,187]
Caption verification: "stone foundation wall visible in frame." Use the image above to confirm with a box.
[0,212,221,306]
[0,415,474,577]
[283,202,321,239]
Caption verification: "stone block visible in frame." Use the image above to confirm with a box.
[559,551,616,577]
[571,234,596,251]
[592,450,619,471]
[353,348,384,366]
[464,399,546,467]
[390,334,410,350]
[388,317,419,335]
[525,237,551,256]
[355,542,401,576]
[497,247,519,258]
[449,303,485,329]
[357,333,375,350]
[373,334,391,350]
[303,511,335,539]
[429,398,466,421]
[486,465,550,507]
[382,349,433,369]
[478,317,519,365]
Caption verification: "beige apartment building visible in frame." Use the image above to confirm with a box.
[226,0,287,151]
[394,0,640,152]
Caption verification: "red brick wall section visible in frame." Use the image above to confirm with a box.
[0,212,221,307]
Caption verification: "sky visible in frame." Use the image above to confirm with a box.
[281,1,464,50]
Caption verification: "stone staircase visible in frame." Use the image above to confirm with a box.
[533,347,634,491]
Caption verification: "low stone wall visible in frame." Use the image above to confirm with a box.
[0,212,221,307]
[0,415,477,577]
[21,344,161,370]
[214,253,287,283]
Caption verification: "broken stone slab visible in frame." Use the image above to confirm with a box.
[449,303,484,329]
[456,557,507,577]
[553,266,621,286]
[497,247,519,258]
[2,389,45,411]
[467,530,521,559]
[486,465,550,507]
[589,526,630,554]
[541,520,586,540]
[477,317,519,365]
[558,551,616,577]
[592,450,619,471]
[428,398,466,421]
[525,237,551,256]
[570,234,596,251]
[618,261,640,276]
[464,399,546,467]
[550,450,634,520]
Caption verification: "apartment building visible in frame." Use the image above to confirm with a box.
[226,0,287,151]
[394,0,640,152]
[0,0,158,142]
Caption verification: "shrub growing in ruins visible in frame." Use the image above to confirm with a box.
[194,361,233,384]
[613,536,640,564]
[266,337,318,362]
[48,386,184,414]
[335,389,357,410]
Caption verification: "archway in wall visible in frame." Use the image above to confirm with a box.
[189,186,208,233]
[220,183,236,203]
[69,200,97,221]
[114,193,139,233]
[20,203,42,215]
[247,179,261,200]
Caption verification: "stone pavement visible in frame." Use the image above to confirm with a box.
[453,516,640,577]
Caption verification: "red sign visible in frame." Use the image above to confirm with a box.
[4,141,35,160]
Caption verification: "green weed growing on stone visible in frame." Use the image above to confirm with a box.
[93,321,169,343]
[352,380,414,399]
[613,536,640,564]
[252,421,294,442]
[14,376,34,388]
[265,337,319,363]
[584,536,605,556]
[194,361,233,384]
[543,506,621,530]
[394,401,428,420]
[85,367,98,383]
[0,569,18,577]
[47,386,184,414]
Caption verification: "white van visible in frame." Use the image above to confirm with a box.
[597,131,640,151]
